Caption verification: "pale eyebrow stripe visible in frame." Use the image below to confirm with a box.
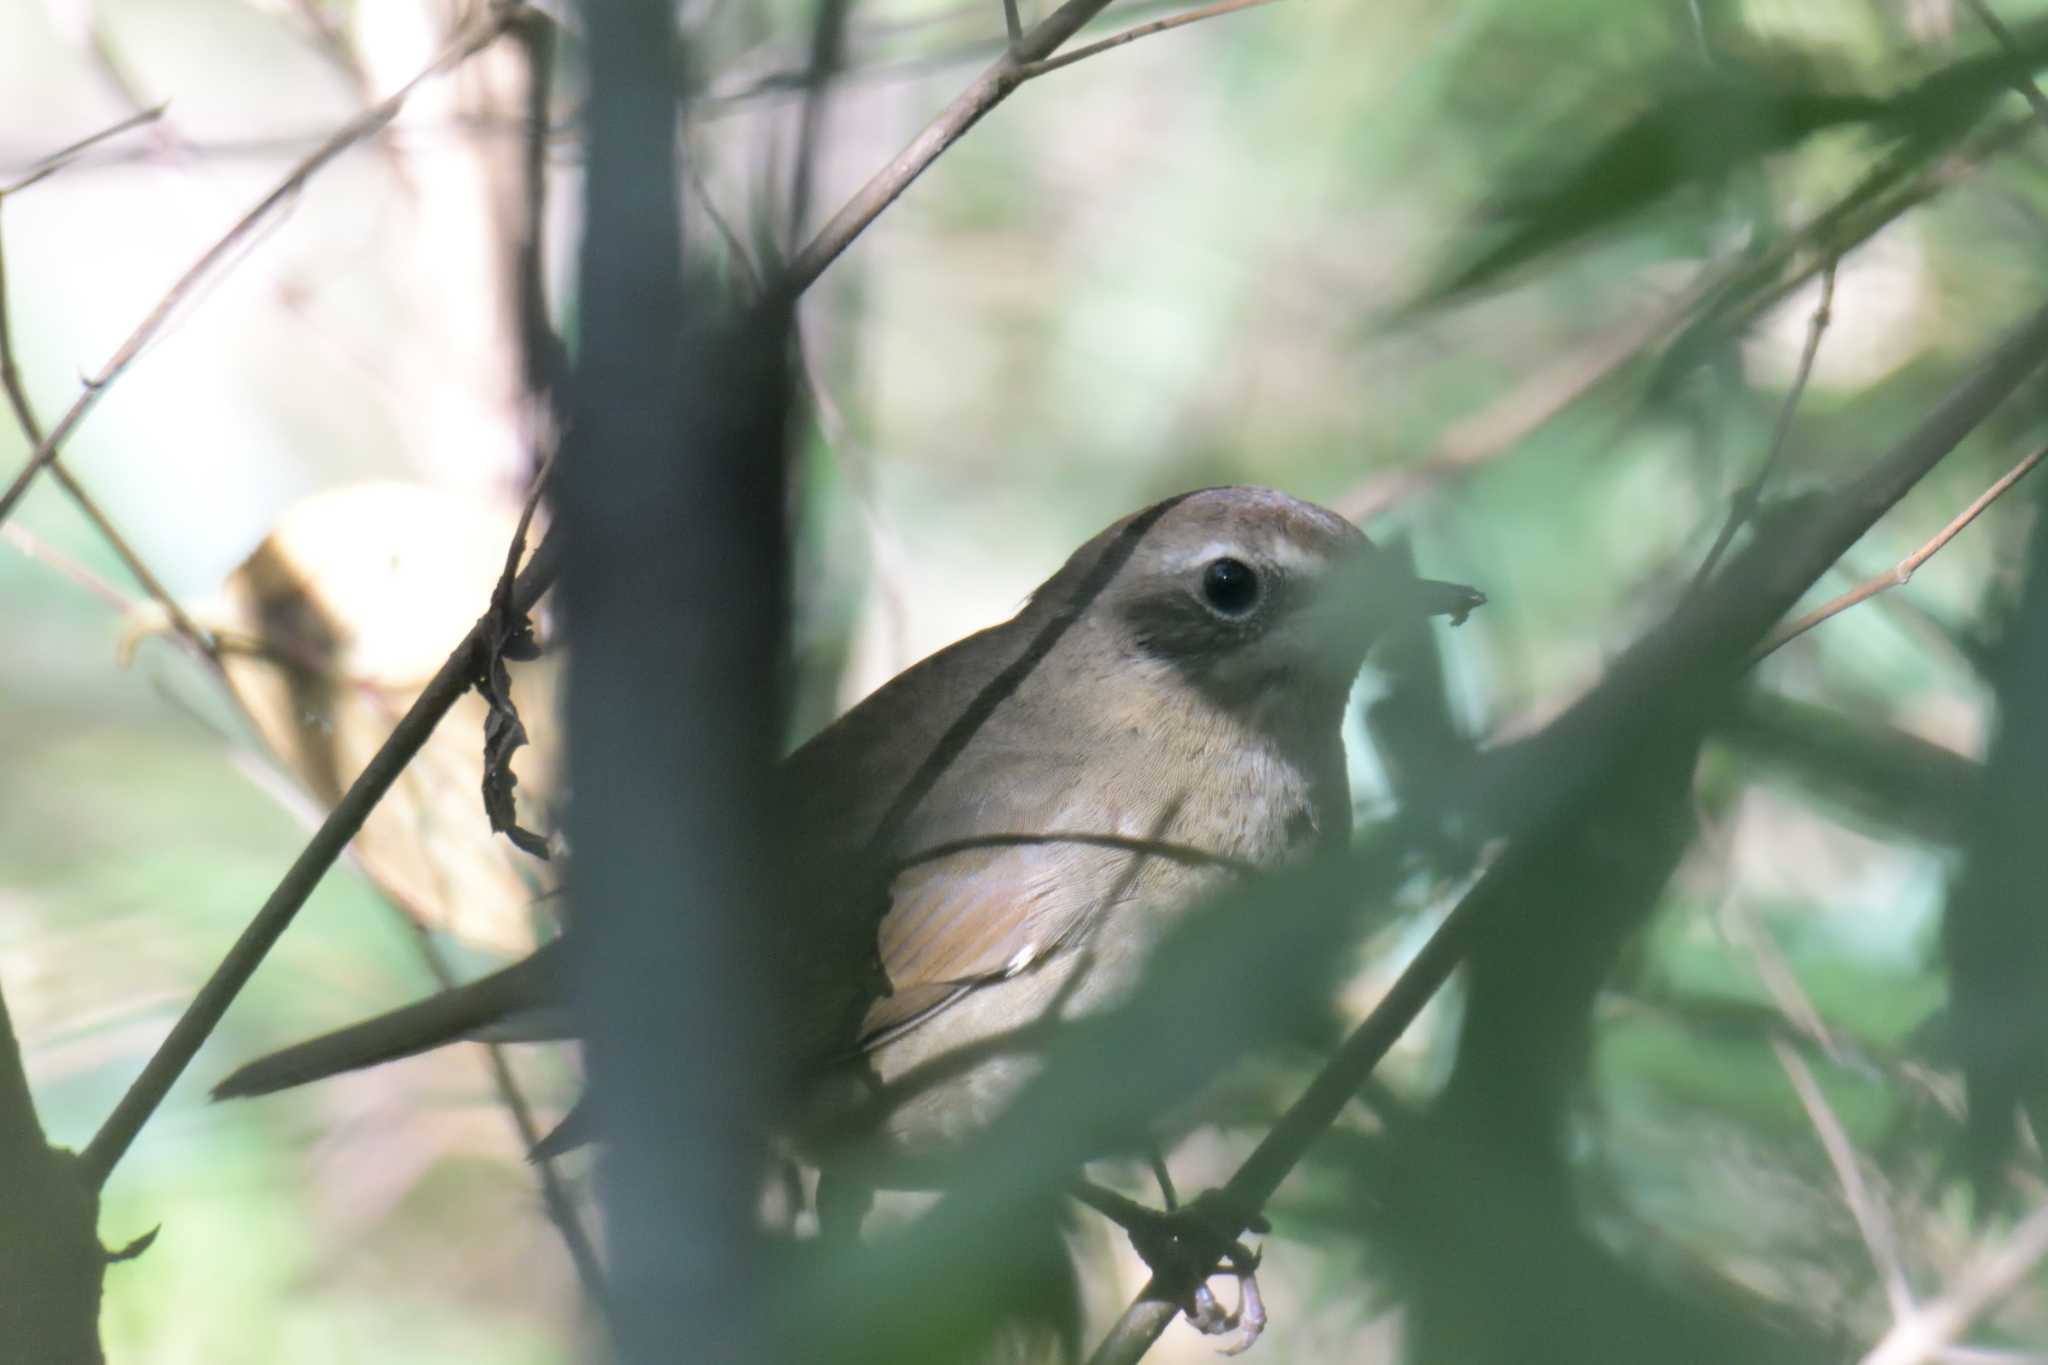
[1161,538,1323,573]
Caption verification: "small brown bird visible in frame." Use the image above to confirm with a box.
[217,486,1479,1256]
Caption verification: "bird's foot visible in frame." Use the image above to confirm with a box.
[1186,1264,1266,1354]
[1075,1182,1270,1354]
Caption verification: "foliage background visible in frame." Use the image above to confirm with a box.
[5,0,2048,1359]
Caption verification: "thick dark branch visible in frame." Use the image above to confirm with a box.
[0,975,41,1168]
[1,974,108,1363]
[1085,298,2048,1365]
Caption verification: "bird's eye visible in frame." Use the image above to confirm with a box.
[1200,557,1260,616]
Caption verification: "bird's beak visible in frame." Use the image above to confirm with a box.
[1330,551,1486,628]
[1408,577,1486,626]
[1294,559,1484,679]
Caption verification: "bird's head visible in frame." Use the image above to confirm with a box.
[1031,486,1482,723]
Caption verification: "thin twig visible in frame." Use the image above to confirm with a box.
[685,150,765,297]
[786,0,1118,294]
[1958,0,2048,135]
[690,0,1195,118]
[1336,277,1709,521]
[1859,1197,2048,1365]
[1011,0,1284,80]
[76,527,560,1189]
[1756,441,2048,659]
[0,199,218,660]
[0,257,218,663]
[0,106,165,197]
[0,523,138,614]
[784,0,853,260]
[468,16,592,1287]
[1691,261,1837,593]
[1774,1039,1917,1321]
[1338,108,2032,526]
[0,7,515,528]
[1701,797,1839,1057]
[406,926,607,1309]
[506,7,569,411]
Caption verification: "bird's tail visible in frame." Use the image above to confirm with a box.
[212,945,568,1099]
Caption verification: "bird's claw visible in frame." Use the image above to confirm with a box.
[1120,1191,1270,1353]
[1186,1259,1266,1354]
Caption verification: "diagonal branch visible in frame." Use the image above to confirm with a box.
[785,0,1296,292]
[787,0,1117,293]
[1858,1197,2048,1365]
[1690,261,1837,594]
[1774,1039,1916,1321]
[76,529,559,1188]
[1756,440,2048,658]
[1084,295,2048,1365]
[0,198,217,660]
[1012,0,1284,80]
[0,106,164,197]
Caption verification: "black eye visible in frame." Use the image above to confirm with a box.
[1200,557,1260,616]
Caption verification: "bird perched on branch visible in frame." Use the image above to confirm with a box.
[216,485,1481,1343]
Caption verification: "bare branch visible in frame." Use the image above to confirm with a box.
[1860,1198,2048,1365]
[1774,1039,1917,1321]
[0,7,516,528]
[786,0,1117,294]
[1691,261,1837,593]
[1339,104,2037,526]
[1757,441,2048,658]
[784,0,853,257]
[0,199,216,660]
[781,0,1293,291]
[76,523,559,1189]
[0,970,42,1165]
[1012,0,1284,81]
[405,927,606,1309]
[0,523,137,613]
[0,106,164,196]
[1336,278,1707,521]
[0,975,107,1360]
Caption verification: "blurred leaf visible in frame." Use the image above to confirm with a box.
[1416,72,1885,307]
[1943,480,2048,1198]
[1416,25,2048,311]
[1718,689,1980,846]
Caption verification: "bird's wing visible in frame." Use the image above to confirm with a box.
[850,793,1234,1056]
[854,836,1088,1051]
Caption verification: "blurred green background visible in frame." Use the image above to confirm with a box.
[7,0,2048,1359]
